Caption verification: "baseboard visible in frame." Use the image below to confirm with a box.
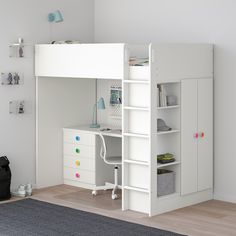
[213,192,236,203]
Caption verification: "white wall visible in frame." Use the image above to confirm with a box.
[94,0,236,203]
[0,0,94,189]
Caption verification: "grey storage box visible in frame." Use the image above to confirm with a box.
[157,169,175,197]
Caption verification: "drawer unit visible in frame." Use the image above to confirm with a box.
[64,129,95,146]
[64,155,95,171]
[63,143,95,159]
[64,167,95,185]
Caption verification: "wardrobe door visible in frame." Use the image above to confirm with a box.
[181,79,198,195]
[197,79,213,191]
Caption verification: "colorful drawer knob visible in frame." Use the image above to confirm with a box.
[75,160,80,166]
[75,148,80,154]
[201,132,205,138]
[75,173,80,178]
[75,136,80,141]
[194,133,199,139]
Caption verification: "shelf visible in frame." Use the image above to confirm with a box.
[157,105,180,110]
[157,192,179,200]
[157,161,180,168]
[123,80,149,84]
[124,160,149,166]
[109,115,122,120]
[123,132,149,138]
[124,106,149,111]
[157,130,180,135]
[157,81,180,85]
[124,186,149,193]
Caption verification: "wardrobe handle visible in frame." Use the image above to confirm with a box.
[200,132,205,138]
[194,133,199,139]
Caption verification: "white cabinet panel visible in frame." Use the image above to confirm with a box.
[64,129,95,146]
[198,79,213,191]
[35,44,125,79]
[181,79,198,195]
[63,143,95,159]
[64,155,95,171]
[64,167,95,185]
[181,78,213,196]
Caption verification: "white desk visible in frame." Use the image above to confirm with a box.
[69,125,122,138]
[63,125,122,189]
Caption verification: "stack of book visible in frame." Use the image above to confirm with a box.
[129,57,149,66]
[157,153,175,164]
[157,84,167,107]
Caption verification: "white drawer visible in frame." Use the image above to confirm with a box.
[64,155,95,171]
[64,129,95,146]
[64,167,95,184]
[63,143,95,159]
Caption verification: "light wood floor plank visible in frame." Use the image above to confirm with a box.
[26,185,236,236]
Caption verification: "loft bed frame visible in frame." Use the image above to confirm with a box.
[35,43,213,216]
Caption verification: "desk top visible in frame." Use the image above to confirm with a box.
[64,124,122,138]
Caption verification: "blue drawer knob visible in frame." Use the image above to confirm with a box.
[75,136,80,141]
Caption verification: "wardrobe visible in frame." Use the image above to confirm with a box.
[181,79,213,195]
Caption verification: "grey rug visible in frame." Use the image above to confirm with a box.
[0,199,184,236]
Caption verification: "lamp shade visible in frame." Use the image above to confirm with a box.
[48,10,63,23]
[97,97,105,110]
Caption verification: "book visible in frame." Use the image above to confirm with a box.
[157,87,160,107]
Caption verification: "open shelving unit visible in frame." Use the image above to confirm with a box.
[155,81,181,201]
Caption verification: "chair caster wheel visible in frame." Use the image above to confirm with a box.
[112,194,118,200]
[92,190,97,196]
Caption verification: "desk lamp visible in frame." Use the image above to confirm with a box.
[90,97,105,128]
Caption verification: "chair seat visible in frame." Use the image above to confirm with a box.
[106,156,122,165]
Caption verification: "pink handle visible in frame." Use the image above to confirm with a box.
[194,133,199,139]
[75,173,80,178]
[201,132,205,138]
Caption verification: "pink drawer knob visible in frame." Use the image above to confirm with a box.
[75,173,80,178]
[201,132,205,138]
[194,133,199,139]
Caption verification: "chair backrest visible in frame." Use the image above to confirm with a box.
[98,133,122,165]
[98,133,109,164]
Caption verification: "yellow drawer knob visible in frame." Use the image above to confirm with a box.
[75,160,80,166]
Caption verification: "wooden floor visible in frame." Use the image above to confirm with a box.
[28,185,236,236]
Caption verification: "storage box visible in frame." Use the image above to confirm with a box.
[157,169,175,197]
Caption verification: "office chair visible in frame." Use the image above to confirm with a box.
[92,133,122,200]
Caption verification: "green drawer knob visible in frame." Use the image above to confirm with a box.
[75,148,80,154]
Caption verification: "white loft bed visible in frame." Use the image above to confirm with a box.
[35,43,213,216]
